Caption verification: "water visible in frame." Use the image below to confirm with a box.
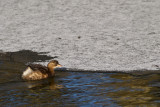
[0,50,160,106]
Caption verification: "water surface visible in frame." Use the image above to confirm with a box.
[0,50,160,106]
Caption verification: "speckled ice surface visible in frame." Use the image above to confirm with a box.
[1,0,160,71]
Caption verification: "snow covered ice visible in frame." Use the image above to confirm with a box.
[1,0,160,71]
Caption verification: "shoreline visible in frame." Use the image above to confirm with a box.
[1,50,160,75]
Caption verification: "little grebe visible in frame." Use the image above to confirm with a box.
[22,60,62,81]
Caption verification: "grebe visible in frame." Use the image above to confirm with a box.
[22,60,62,81]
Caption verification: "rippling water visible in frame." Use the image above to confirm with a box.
[0,50,160,106]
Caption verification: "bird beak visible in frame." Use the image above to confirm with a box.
[57,64,62,67]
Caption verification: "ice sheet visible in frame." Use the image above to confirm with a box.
[1,0,160,71]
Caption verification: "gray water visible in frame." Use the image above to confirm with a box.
[0,50,160,106]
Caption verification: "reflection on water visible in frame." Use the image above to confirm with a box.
[0,50,160,106]
[99,74,160,106]
[25,78,63,90]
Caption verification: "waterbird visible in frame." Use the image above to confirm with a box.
[22,60,62,81]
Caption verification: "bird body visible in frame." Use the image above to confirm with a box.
[22,60,61,81]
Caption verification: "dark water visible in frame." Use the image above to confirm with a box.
[0,50,160,106]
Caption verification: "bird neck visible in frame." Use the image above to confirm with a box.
[48,67,55,76]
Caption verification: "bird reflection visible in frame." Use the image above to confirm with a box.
[49,78,63,90]
[24,78,63,90]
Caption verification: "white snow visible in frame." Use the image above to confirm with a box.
[1,0,160,71]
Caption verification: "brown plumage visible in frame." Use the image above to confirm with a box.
[22,60,62,81]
